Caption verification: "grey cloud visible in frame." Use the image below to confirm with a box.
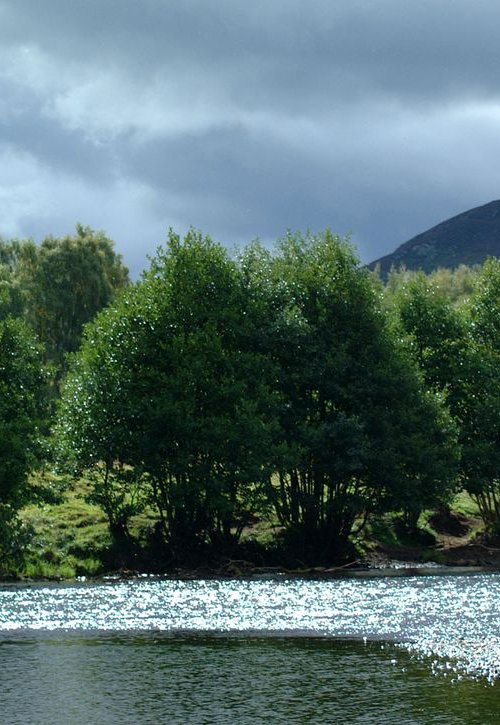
[1,0,500,275]
[0,111,116,182]
[4,0,500,106]
[122,124,350,233]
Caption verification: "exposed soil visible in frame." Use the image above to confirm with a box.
[365,509,500,570]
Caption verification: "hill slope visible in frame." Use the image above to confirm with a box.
[369,200,500,278]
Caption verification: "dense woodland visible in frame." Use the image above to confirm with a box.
[1,225,500,575]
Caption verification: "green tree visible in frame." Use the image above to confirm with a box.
[388,265,500,535]
[26,225,129,368]
[0,227,129,370]
[389,272,470,413]
[57,229,278,558]
[383,264,479,308]
[464,259,500,532]
[0,238,36,320]
[0,317,48,571]
[244,232,458,561]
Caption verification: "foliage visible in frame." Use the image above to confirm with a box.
[6,221,500,573]
[463,259,500,532]
[57,229,279,557]
[384,264,479,307]
[0,238,36,320]
[243,232,458,560]
[0,505,34,576]
[0,317,48,505]
[389,263,500,534]
[387,272,470,410]
[20,474,111,578]
[0,226,129,370]
[0,317,49,570]
[56,229,462,564]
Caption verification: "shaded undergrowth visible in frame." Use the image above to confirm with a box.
[13,473,488,580]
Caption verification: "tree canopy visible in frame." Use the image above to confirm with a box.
[388,264,500,533]
[243,233,458,558]
[0,317,48,570]
[57,229,459,564]
[0,225,129,370]
[57,229,279,556]
[2,223,500,572]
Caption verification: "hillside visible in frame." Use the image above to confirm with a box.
[369,200,500,278]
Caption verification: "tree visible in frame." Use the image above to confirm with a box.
[25,225,129,368]
[244,232,458,561]
[463,259,500,532]
[0,238,36,321]
[388,272,470,416]
[57,229,279,557]
[0,317,48,571]
[0,227,129,370]
[383,264,479,307]
[389,266,500,533]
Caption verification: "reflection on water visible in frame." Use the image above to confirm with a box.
[0,574,500,723]
[0,635,499,725]
[0,574,499,680]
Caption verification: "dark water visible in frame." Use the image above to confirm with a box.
[1,575,500,723]
[1,634,499,724]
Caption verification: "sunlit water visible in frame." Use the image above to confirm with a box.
[1,573,499,723]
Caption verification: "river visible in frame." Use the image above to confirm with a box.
[0,572,499,723]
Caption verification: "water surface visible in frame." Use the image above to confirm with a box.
[1,573,499,723]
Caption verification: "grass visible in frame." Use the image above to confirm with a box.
[12,471,489,580]
[18,471,166,579]
[19,473,117,579]
[450,490,481,518]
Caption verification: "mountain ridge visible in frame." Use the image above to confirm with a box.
[369,200,500,278]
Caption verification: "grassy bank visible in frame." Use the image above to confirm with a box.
[18,475,157,579]
[13,473,495,581]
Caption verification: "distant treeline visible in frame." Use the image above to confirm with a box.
[1,226,500,571]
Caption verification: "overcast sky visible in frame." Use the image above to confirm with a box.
[1,0,500,275]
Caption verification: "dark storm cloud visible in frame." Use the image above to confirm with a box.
[0,111,115,182]
[5,0,500,104]
[1,0,500,273]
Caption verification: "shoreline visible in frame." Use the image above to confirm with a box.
[3,559,499,587]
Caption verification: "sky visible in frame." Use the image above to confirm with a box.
[1,0,500,276]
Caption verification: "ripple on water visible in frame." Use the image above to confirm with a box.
[0,573,499,681]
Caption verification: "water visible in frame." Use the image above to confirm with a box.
[0,573,499,723]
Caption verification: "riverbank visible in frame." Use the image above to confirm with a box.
[11,538,500,585]
[9,476,499,583]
